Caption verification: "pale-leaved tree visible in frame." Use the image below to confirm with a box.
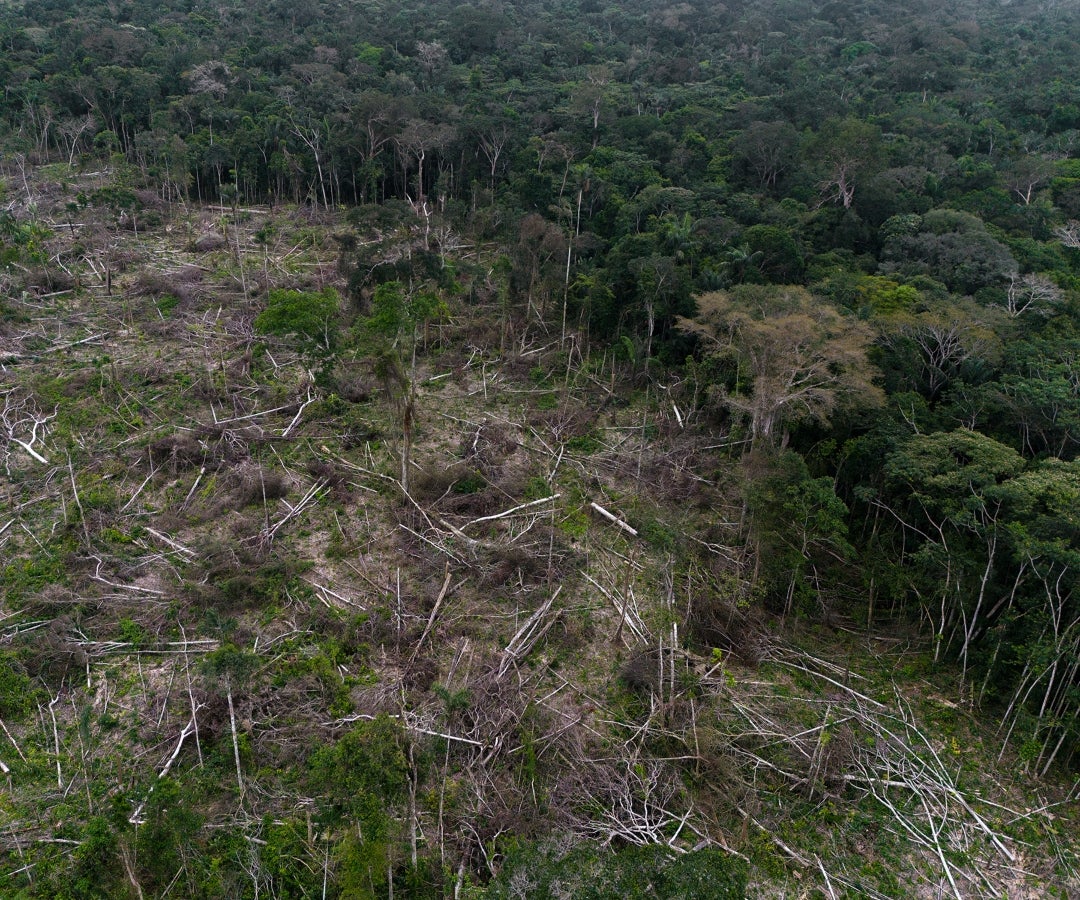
[678,285,882,448]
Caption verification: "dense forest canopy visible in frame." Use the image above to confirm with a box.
[1,0,1079,896]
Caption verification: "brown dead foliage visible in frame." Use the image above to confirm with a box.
[148,433,204,473]
[440,485,500,518]
[459,419,519,474]
[133,265,206,305]
[193,232,226,253]
[408,463,474,505]
[688,590,769,667]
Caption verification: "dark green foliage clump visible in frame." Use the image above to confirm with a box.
[135,778,203,894]
[0,656,39,720]
[307,716,410,898]
[255,287,340,355]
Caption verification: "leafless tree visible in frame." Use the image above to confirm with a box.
[1054,220,1080,249]
[878,304,999,399]
[0,389,55,472]
[1004,155,1054,206]
[1000,273,1064,318]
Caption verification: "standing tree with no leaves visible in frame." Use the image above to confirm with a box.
[366,280,447,492]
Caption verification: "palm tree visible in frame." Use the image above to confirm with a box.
[720,244,764,285]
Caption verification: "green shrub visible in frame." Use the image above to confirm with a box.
[135,778,203,892]
[255,287,340,354]
[308,715,409,820]
[71,817,123,899]
[523,476,553,500]
[453,471,487,494]
[640,517,677,553]
[0,656,38,720]
[566,431,602,453]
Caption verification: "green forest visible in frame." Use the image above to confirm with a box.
[0,0,1078,895]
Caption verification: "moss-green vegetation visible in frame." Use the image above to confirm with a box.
[485,843,748,899]
[0,0,1077,895]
